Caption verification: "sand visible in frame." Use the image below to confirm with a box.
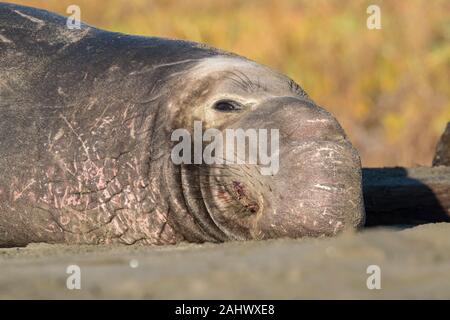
[1,223,450,299]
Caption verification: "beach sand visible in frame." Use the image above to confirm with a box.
[1,223,449,299]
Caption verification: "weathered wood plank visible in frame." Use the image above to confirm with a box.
[433,122,450,166]
[363,166,450,226]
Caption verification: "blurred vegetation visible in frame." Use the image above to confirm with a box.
[11,0,450,166]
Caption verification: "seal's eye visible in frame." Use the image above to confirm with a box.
[213,100,242,112]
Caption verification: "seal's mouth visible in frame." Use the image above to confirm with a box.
[193,163,264,241]
[229,181,260,215]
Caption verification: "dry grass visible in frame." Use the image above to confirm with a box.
[10,0,450,166]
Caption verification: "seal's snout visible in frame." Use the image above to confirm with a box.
[255,138,365,239]
[238,97,365,239]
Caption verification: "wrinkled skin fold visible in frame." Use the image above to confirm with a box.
[0,3,365,247]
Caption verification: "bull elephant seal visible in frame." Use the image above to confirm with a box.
[0,3,364,246]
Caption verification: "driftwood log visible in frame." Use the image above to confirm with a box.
[364,122,450,226]
[433,122,450,166]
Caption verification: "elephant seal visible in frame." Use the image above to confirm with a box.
[0,3,364,246]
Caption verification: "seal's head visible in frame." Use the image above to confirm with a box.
[165,56,365,242]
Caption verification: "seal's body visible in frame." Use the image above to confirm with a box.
[0,3,364,247]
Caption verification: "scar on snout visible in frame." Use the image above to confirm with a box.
[306,119,330,123]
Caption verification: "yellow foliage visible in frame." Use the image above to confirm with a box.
[382,113,405,143]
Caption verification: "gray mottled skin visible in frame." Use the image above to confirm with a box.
[0,3,365,247]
